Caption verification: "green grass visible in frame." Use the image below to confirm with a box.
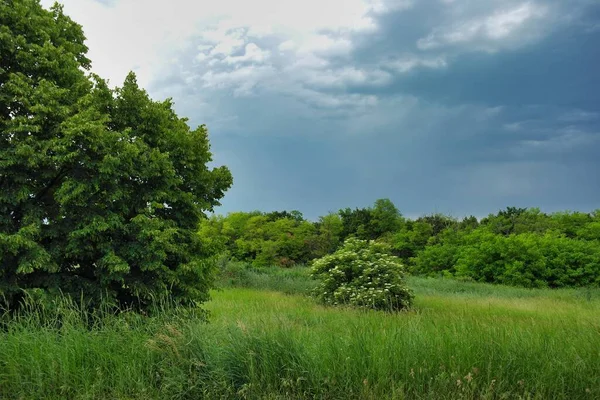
[1,270,599,399]
[215,263,316,294]
[216,261,600,303]
[203,286,600,399]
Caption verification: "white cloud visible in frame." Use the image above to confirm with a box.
[297,35,354,57]
[283,86,379,110]
[299,67,392,88]
[289,54,330,69]
[200,65,276,97]
[504,108,599,132]
[278,40,296,52]
[209,38,245,57]
[222,43,270,65]
[40,0,211,87]
[483,106,504,118]
[384,55,448,73]
[40,0,390,89]
[417,2,550,52]
[486,4,541,38]
[40,0,592,127]
[367,0,413,14]
[504,122,523,131]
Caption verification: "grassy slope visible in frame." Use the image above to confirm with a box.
[0,272,598,399]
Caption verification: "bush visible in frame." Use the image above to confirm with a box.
[310,238,413,311]
[413,229,600,288]
[411,243,460,276]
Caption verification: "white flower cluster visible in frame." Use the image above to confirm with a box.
[310,238,413,311]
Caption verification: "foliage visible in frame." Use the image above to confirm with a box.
[480,207,554,236]
[339,206,375,240]
[199,210,319,267]
[202,201,600,290]
[370,198,404,237]
[310,238,413,311]
[337,199,403,241]
[414,230,600,288]
[391,220,434,260]
[416,213,458,236]
[0,0,232,311]
[264,209,304,222]
[312,212,344,257]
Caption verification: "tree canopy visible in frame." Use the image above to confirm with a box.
[0,0,232,311]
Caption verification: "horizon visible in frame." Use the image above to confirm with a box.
[203,203,600,224]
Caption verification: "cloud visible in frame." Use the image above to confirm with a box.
[204,92,600,218]
[91,0,116,5]
[558,110,599,122]
[383,55,448,73]
[43,0,596,112]
[200,65,276,97]
[512,127,600,157]
[39,0,600,219]
[41,0,389,88]
[221,43,271,65]
[278,40,296,52]
[293,67,392,89]
[297,35,354,57]
[368,0,414,14]
[417,2,550,52]
[42,0,417,112]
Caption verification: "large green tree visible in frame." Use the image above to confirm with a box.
[0,0,232,310]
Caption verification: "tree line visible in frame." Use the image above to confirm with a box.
[200,201,600,288]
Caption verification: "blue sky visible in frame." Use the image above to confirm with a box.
[43,0,600,220]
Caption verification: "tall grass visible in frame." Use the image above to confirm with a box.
[1,270,599,399]
[215,261,315,295]
[215,258,600,303]
[202,287,600,399]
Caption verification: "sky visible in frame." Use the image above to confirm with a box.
[41,0,600,220]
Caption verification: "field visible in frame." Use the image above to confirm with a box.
[0,267,599,399]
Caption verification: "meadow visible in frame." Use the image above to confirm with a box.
[0,265,598,399]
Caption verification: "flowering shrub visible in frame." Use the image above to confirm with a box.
[310,237,413,311]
